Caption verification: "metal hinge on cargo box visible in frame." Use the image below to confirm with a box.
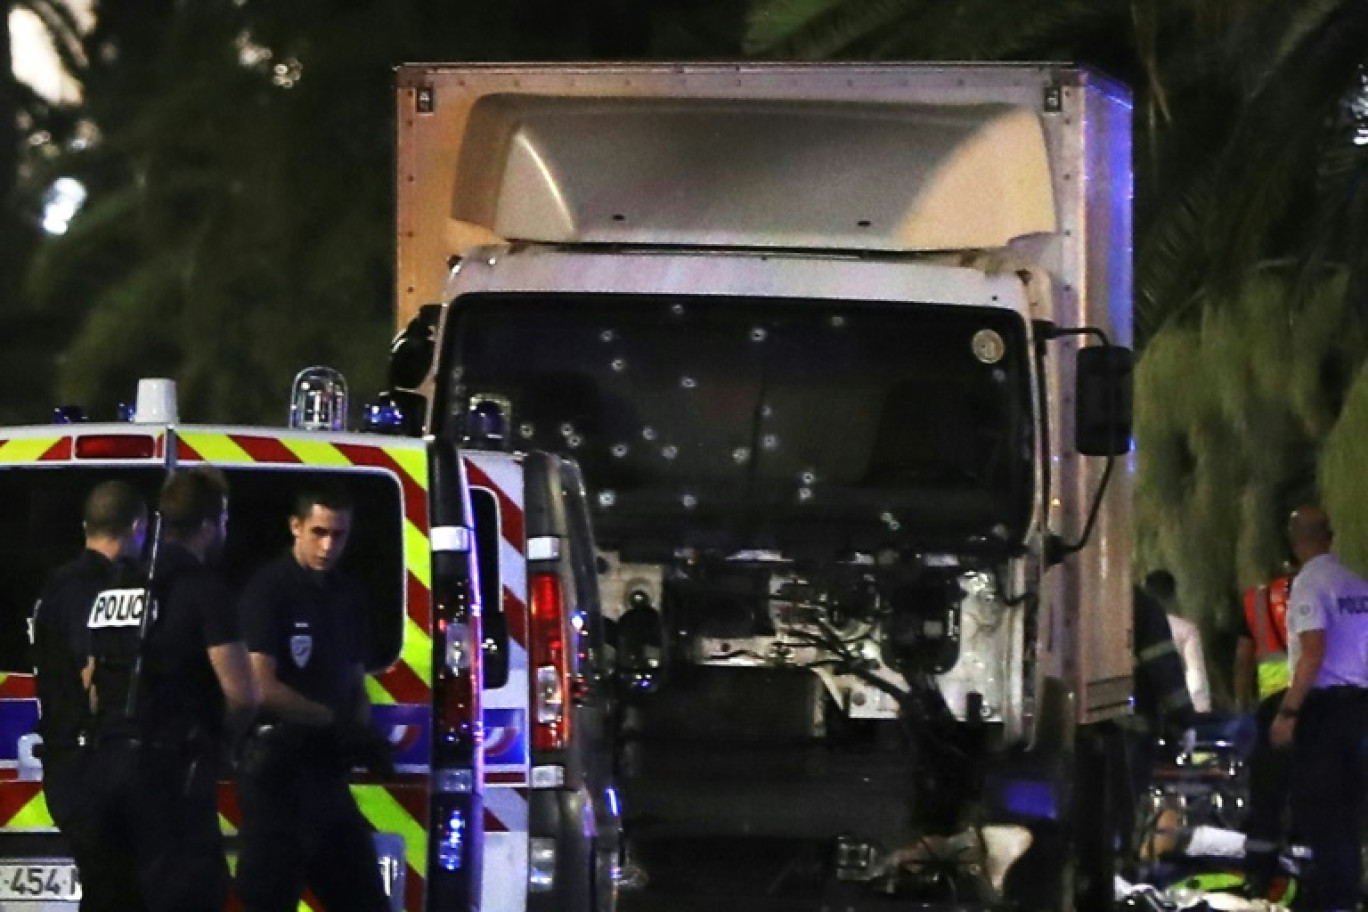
[1043,84,1062,114]
[415,84,434,114]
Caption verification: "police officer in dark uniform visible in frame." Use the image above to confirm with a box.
[31,479,148,911]
[85,466,257,912]
[236,485,389,912]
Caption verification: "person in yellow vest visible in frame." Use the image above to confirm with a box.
[1234,570,1295,898]
[1236,573,1294,711]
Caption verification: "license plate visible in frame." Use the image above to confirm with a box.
[0,862,81,901]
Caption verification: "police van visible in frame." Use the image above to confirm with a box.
[391,312,624,912]
[0,374,486,911]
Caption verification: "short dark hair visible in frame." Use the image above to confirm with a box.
[84,480,147,539]
[290,483,354,521]
[160,466,229,539]
[1143,569,1177,603]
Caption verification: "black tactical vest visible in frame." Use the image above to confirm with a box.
[86,563,155,741]
[30,553,109,750]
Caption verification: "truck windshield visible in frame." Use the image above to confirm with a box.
[440,293,1035,558]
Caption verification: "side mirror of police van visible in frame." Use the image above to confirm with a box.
[1074,345,1133,456]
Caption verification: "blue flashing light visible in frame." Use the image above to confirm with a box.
[437,807,465,872]
[362,399,406,434]
[1000,779,1058,820]
[117,403,136,422]
[53,405,87,424]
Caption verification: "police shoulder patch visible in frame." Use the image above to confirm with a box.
[290,634,313,668]
[88,587,150,629]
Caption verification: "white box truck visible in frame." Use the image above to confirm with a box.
[387,62,1135,912]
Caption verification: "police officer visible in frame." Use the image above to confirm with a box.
[86,466,257,912]
[1270,505,1368,912]
[31,479,147,911]
[236,485,389,912]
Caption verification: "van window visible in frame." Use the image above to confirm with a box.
[471,487,509,689]
[0,467,164,674]
[0,465,406,676]
[218,467,406,674]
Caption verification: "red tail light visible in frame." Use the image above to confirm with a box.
[529,572,570,751]
[75,434,156,459]
[432,550,480,766]
[437,616,478,739]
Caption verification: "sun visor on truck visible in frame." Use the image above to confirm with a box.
[449,96,1057,252]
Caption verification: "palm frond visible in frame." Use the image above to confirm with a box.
[744,0,916,60]
[1136,0,1368,338]
[1259,0,1345,91]
[1134,163,1223,342]
[743,0,845,55]
[797,0,1130,63]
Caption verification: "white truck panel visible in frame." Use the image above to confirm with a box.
[401,59,1133,750]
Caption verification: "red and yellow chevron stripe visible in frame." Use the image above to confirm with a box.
[178,432,434,907]
[0,429,437,911]
[0,434,72,463]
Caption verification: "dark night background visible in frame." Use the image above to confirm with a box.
[7,0,1368,703]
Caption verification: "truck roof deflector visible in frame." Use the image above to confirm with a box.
[451,96,1057,252]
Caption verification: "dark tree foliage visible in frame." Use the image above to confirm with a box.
[1,0,87,424]
[6,0,744,425]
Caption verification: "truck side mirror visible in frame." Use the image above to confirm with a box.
[1074,346,1133,456]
